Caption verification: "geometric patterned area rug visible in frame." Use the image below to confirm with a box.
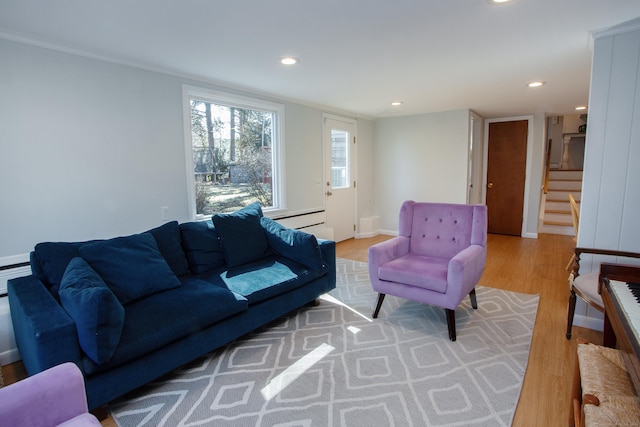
[111,258,539,427]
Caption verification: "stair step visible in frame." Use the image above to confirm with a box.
[548,170,583,180]
[547,190,581,202]
[544,219,573,227]
[541,223,576,236]
[542,170,582,237]
[547,180,583,191]
[544,212,573,224]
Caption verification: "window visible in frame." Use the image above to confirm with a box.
[183,86,284,218]
[330,129,349,189]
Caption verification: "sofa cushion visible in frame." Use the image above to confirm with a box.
[199,255,328,305]
[146,221,190,277]
[179,220,226,273]
[81,278,248,374]
[79,233,182,304]
[212,202,269,267]
[32,240,100,296]
[378,253,449,293]
[261,217,324,271]
[59,257,125,364]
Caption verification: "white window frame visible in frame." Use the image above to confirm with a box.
[182,85,286,219]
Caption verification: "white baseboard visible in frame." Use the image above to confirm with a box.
[356,231,376,238]
[0,299,20,365]
[0,347,20,366]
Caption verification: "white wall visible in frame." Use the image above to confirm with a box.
[0,38,351,259]
[372,109,471,233]
[573,18,640,329]
[0,40,189,256]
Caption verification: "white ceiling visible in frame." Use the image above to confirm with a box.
[1,0,640,119]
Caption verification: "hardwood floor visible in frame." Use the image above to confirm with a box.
[339,232,602,426]
[1,232,601,426]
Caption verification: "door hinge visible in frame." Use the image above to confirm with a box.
[353,136,356,144]
[353,224,356,231]
[353,180,357,188]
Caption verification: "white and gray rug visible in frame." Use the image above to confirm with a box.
[111,258,539,427]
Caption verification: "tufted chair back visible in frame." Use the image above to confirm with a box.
[399,200,487,260]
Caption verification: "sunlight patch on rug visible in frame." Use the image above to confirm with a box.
[111,258,539,427]
[261,343,334,401]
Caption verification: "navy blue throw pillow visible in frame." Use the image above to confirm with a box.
[179,220,226,273]
[79,233,181,304]
[32,240,100,295]
[260,217,324,270]
[59,257,125,364]
[211,202,269,268]
[146,221,190,277]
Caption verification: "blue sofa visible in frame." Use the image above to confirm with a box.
[8,203,336,410]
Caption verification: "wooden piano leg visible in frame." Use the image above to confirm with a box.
[602,311,617,348]
[567,289,577,339]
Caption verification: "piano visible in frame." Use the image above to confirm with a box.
[599,262,640,395]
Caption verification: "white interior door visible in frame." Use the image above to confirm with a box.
[323,116,356,242]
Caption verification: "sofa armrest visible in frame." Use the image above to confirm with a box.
[318,239,337,288]
[447,244,487,300]
[8,275,83,375]
[0,362,100,427]
[368,236,410,270]
[367,236,410,292]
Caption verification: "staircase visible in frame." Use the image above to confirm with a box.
[541,170,582,236]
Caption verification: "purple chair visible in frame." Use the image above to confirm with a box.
[0,362,101,427]
[368,201,488,341]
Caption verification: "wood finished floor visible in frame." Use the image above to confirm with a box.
[2,233,602,426]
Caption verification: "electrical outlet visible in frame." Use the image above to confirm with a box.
[161,206,169,221]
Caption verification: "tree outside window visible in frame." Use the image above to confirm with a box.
[184,87,283,217]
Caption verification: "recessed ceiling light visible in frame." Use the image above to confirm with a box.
[390,101,403,106]
[575,106,587,111]
[527,81,545,88]
[492,0,512,3]
[280,57,298,65]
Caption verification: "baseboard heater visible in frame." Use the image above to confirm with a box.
[273,210,324,229]
[0,261,31,297]
[272,210,333,240]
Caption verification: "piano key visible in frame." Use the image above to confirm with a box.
[609,280,640,344]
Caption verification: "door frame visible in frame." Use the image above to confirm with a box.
[322,113,358,241]
[483,115,534,238]
[468,111,485,205]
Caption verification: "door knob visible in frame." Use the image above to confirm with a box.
[325,191,333,196]
[488,182,494,189]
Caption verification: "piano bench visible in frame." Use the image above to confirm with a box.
[572,342,640,427]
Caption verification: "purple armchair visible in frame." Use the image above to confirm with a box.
[368,201,488,341]
[0,362,101,427]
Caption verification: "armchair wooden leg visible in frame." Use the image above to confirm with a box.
[446,309,456,341]
[373,293,386,318]
[469,288,478,309]
[566,289,577,339]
